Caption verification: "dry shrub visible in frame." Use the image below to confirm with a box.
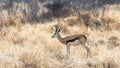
[109,36,118,41]
[101,17,119,31]
[76,10,102,31]
[79,10,93,27]
[86,57,119,68]
[107,36,119,50]
[98,39,105,45]
[67,18,80,26]
[93,61,119,68]
[0,16,22,30]
[101,58,119,68]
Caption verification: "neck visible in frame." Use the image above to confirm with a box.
[57,33,65,44]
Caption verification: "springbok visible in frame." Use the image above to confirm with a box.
[52,24,90,58]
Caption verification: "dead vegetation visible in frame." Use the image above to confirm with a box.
[0,0,120,68]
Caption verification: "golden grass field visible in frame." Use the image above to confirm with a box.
[0,1,120,68]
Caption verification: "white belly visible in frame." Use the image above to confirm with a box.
[68,40,80,46]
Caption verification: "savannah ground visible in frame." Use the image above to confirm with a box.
[0,0,120,68]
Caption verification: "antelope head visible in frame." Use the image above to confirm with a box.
[52,24,61,38]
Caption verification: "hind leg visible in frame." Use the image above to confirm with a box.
[82,43,90,58]
[85,46,90,58]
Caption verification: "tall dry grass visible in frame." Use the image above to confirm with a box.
[0,23,120,68]
[0,0,120,68]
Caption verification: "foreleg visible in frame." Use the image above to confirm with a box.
[66,44,70,58]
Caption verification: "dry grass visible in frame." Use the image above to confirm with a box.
[0,23,120,68]
[0,1,120,68]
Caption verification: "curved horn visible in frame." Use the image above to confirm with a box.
[54,24,61,30]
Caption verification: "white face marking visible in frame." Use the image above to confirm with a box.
[52,28,60,38]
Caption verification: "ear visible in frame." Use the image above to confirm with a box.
[53,24,58,29]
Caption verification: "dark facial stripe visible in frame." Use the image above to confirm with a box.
[52,29,58,38]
